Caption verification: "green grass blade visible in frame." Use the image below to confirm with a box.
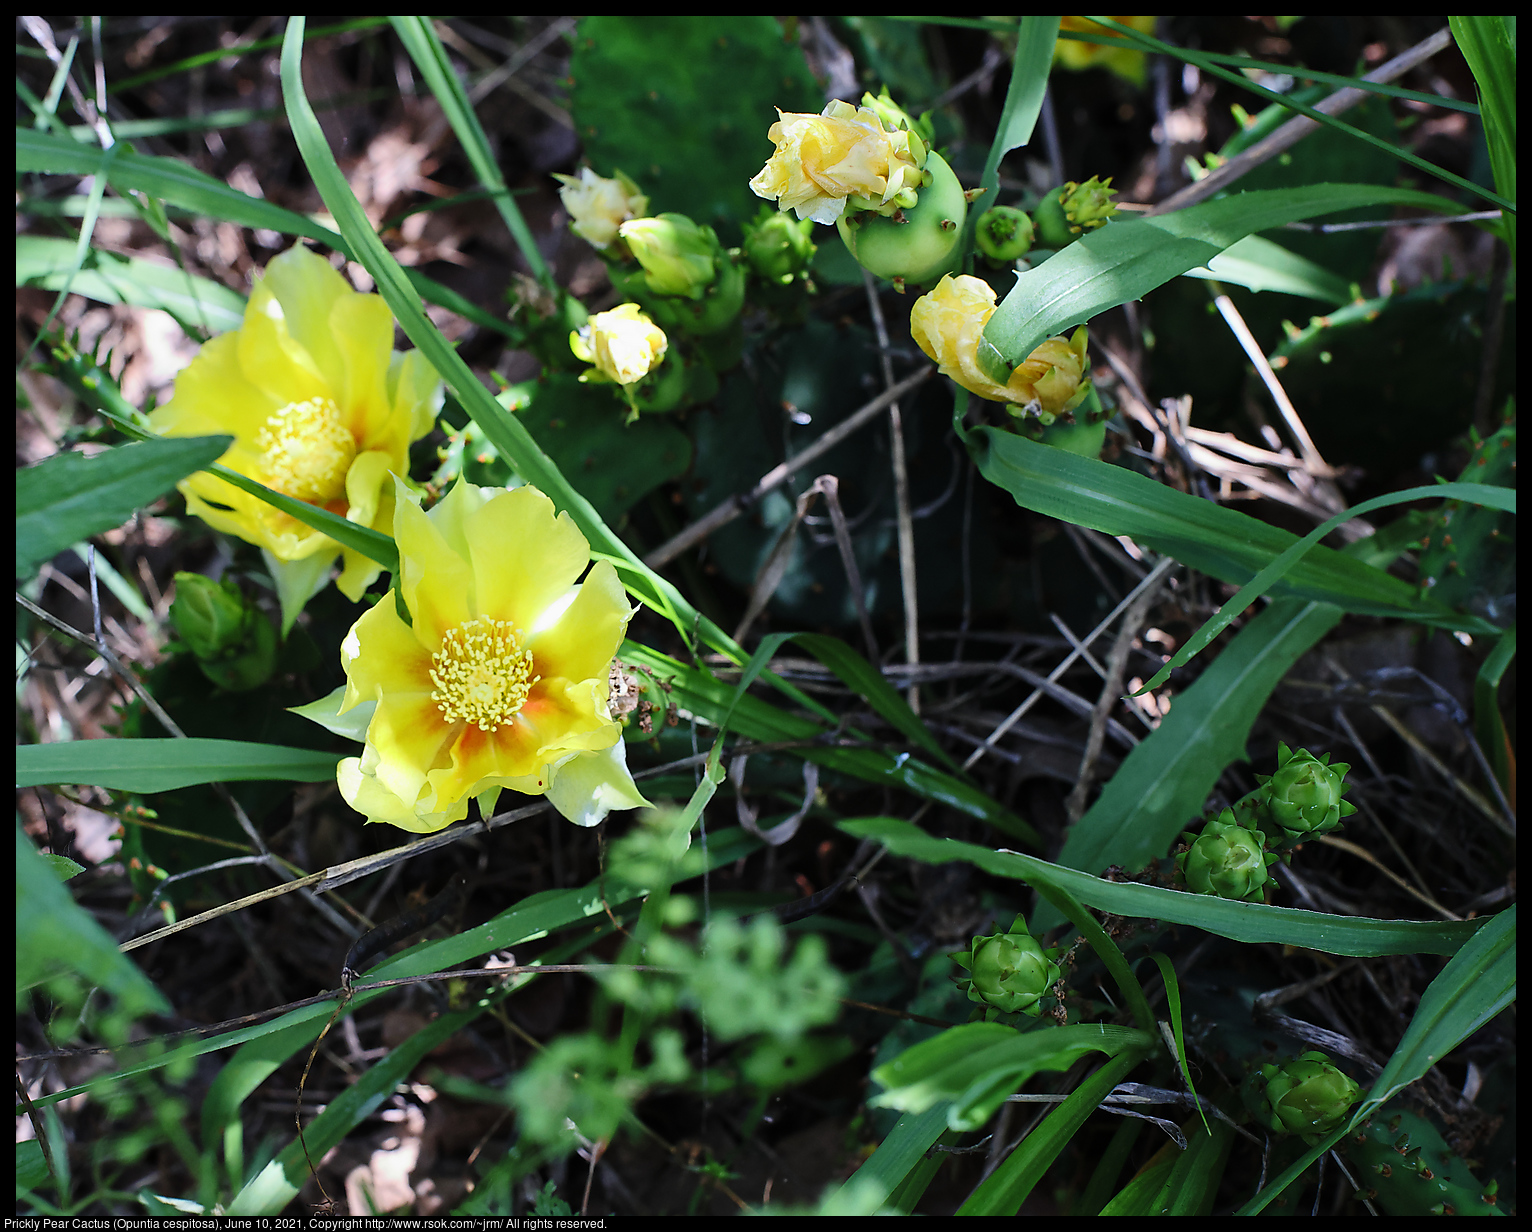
[958,1047,1147,1214]
[1138,482,1516,691]
[837,1103,952,1212]
[840,817,1487,958]
[622,642,1037,842]
[18,235,246,334]
[1190,234,1351,303]
[1474,627,1515,797]
[969,428,1492,632]
[1030,882,1154,1034]
[980,184,1476,369]
[16,821,171,1015]
[389,16,554,290]
[16,739,344,792]
[1360,904,1516,1117]
[1450,16,1516,260]
[1144,952,1209,1136]
[17,436,231,580]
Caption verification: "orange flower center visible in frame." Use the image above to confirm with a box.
[429,617,540,732]
[256,397,356,504]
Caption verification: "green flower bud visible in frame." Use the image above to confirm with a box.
[1176,808,1277,903]
[742,205,817,286]
[619,213,719,300]
[1257,742,1356,844]
[974,206,1035,263]
[950,915,1062,1018]
[1033,176,1120,249]
[836,150,967,289]
[609,239,746,338]
[170,572,278,692]
[1246,1051,1361,1142]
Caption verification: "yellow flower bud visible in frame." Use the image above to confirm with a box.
[749,100,925,226]
[1054,16,1158,87]
[569,303,667,387]
[552,167,649,249]
[910,275,1091,420]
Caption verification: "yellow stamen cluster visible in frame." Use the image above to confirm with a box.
[255,397,356,503]
[429,616,540,732]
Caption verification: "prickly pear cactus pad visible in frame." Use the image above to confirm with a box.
[568,17,820,244]
[1416,411,1516,624]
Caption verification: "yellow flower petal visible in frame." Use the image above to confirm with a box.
[526,561,629,684]
[468,487,594,633]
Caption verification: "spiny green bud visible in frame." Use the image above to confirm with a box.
[742,205,817,286]
[1246,1051,1361,1142]
[950,915,1062,1019]
[1177,808,1277,903]
[974,205,1035,263]
[618,213,719,300]
[1257,742,1356,844]
[170,573,277,692]
[1032,176,1119,249]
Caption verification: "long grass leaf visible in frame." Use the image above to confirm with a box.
[840,817,1487,958]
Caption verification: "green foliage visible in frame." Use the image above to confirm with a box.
[568,17,820,243]
[1417,412,1517,621]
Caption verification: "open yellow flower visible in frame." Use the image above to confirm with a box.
[149,246,440,627]
[750,100,925,226]
[311,477,650,834]
[910,274,1090,421]
[553,167,649,249]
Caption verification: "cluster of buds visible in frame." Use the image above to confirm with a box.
[554,172,749,418]
[1245,1051,1361,1143]
[950,914,1064,1020]
[169,572,278,692]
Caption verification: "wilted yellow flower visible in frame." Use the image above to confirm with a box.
[149,247,440,625]
[910,274,1090,419]
[552,167,649,249]
[570,303,668,386]
[750,100,925,226]
[1055,16,1158,86]
[301,478,650,834]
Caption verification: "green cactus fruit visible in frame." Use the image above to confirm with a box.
[1245,1050,1361,1143]
[1256,742,1356,845]
[835,151,966,287]
[950,914,1062,1019]
[742,204,817,286]
[1176,808,1277,903]
[170,573,278,692]
[974,205,1036,263]
[1339,1105,1510,1217]
[1032,176,1119,249]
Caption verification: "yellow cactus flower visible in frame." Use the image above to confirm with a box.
[149,246,440,625]
[750,99,925,226]
[552,166,649,249]
[1055,17,1158,87]
[570,303,668,386]
[321,477,650,834]
[910,274,1090,420]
